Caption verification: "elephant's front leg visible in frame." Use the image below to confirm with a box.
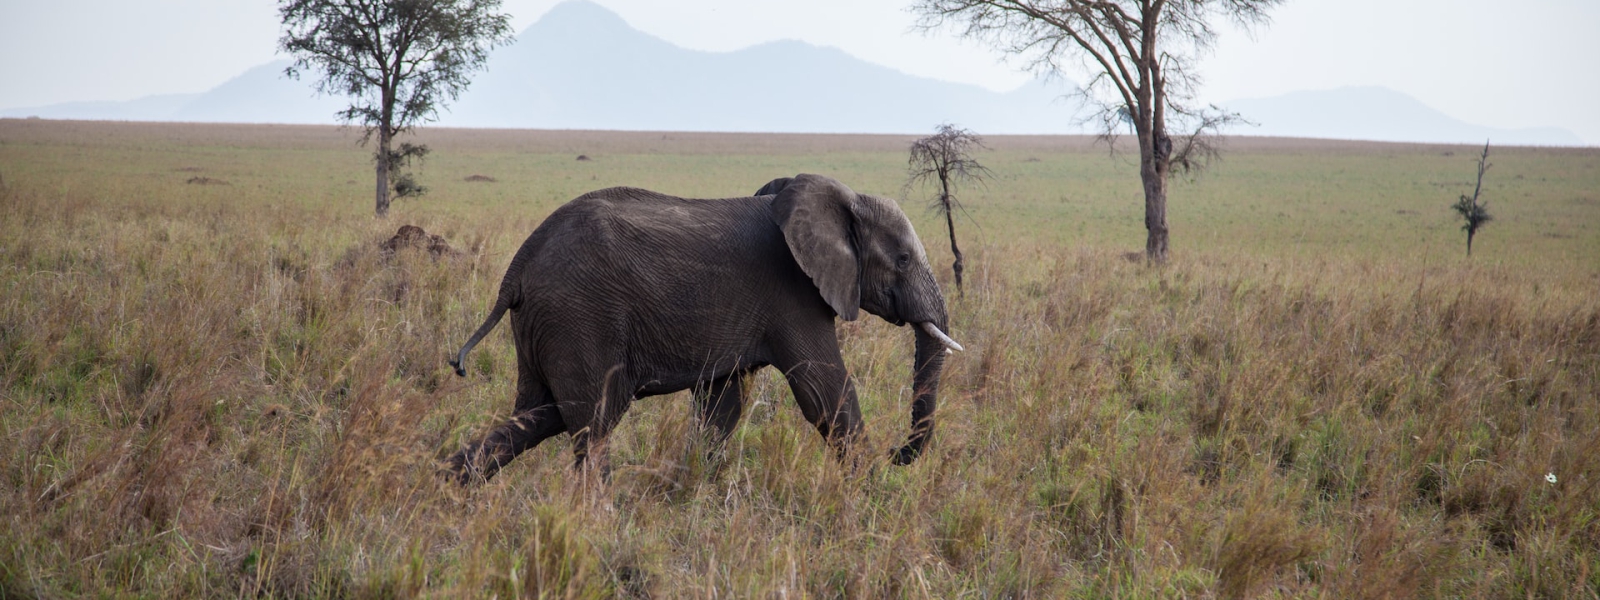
[775,347,865,464]
[692,373,746,445]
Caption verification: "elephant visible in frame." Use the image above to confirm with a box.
[445,173,962,484]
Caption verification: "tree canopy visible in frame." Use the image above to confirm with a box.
[913,0,1283,261]
[279,0,514,216]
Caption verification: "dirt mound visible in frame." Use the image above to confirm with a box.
[380,225,459,258]
[463,174,496,182]
[576,154,592,161]
[185,176,228,185]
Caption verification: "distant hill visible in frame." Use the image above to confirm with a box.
[1221,87,1582,146]
[3,93,202,121]
[0,1,1087,134]
[442,0,1087,133]
[0,61,344,125]
[169,61,349,124]
[2,1,1585,144]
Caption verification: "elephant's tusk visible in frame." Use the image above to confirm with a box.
[918,322,964,353]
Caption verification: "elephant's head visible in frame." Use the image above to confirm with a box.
[770,173,961,464]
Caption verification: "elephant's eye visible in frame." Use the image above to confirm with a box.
[895,253,910,270]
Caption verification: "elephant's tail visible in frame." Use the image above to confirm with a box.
[452,256,524,377]
[452,239,536,377]
[450,300,508,377]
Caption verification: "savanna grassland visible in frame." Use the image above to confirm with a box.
[1,119,1597,598]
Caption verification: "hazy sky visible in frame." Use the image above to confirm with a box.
[2,0,1596,142]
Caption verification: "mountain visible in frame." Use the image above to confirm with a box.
[0,1,1087,133]
[441,0,1086,133]
[2,1,1585,144]
[0,62,345,124]
[1221,86,1582,146]
[169,61,348,124]
[2,93,201,121]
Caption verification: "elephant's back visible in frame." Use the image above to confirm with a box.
[514,187,793,308]
[533,188,774,261]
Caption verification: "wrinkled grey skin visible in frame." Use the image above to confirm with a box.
[447,174,953,483]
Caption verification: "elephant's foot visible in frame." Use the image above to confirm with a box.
[443,445,506,486]
[441,451,472,486]
[891,443,922,466]
[570,443,614,483]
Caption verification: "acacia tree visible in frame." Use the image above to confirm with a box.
[279,0,513,217]
[908,124,991,296]
[913,0,1283,261]
[1451,140,1493,256]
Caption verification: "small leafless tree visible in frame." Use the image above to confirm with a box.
[908,124,992,296]
[1451,140,1494,256]
[913,0,1283,262]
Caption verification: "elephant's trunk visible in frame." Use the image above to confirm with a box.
[893,320,954,465]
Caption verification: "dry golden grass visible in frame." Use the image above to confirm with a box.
[1,119,1597,598]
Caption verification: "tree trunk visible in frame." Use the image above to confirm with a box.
[1466,229,1475,256]
[943,192,964,296]
[1140,151,1169,262]
[374,127,392,217]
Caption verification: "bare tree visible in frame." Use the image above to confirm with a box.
[913,0,1283,262]
[1451,140,1494,256]
[279,0,514,217]
[908,124,992,296]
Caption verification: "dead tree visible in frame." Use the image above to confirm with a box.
[908,124,991,296]
[1451,140,1494,256]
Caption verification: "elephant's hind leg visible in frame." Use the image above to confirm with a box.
[552,367,636,479]
[693,373,747,445]
[447,402,566,486]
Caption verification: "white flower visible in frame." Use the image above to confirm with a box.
[1546,472,1558,484]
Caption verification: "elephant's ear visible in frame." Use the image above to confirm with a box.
[754,177,794,197]
[771,174,861,321]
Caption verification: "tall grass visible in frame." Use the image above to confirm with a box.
[1,120,1596,597]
